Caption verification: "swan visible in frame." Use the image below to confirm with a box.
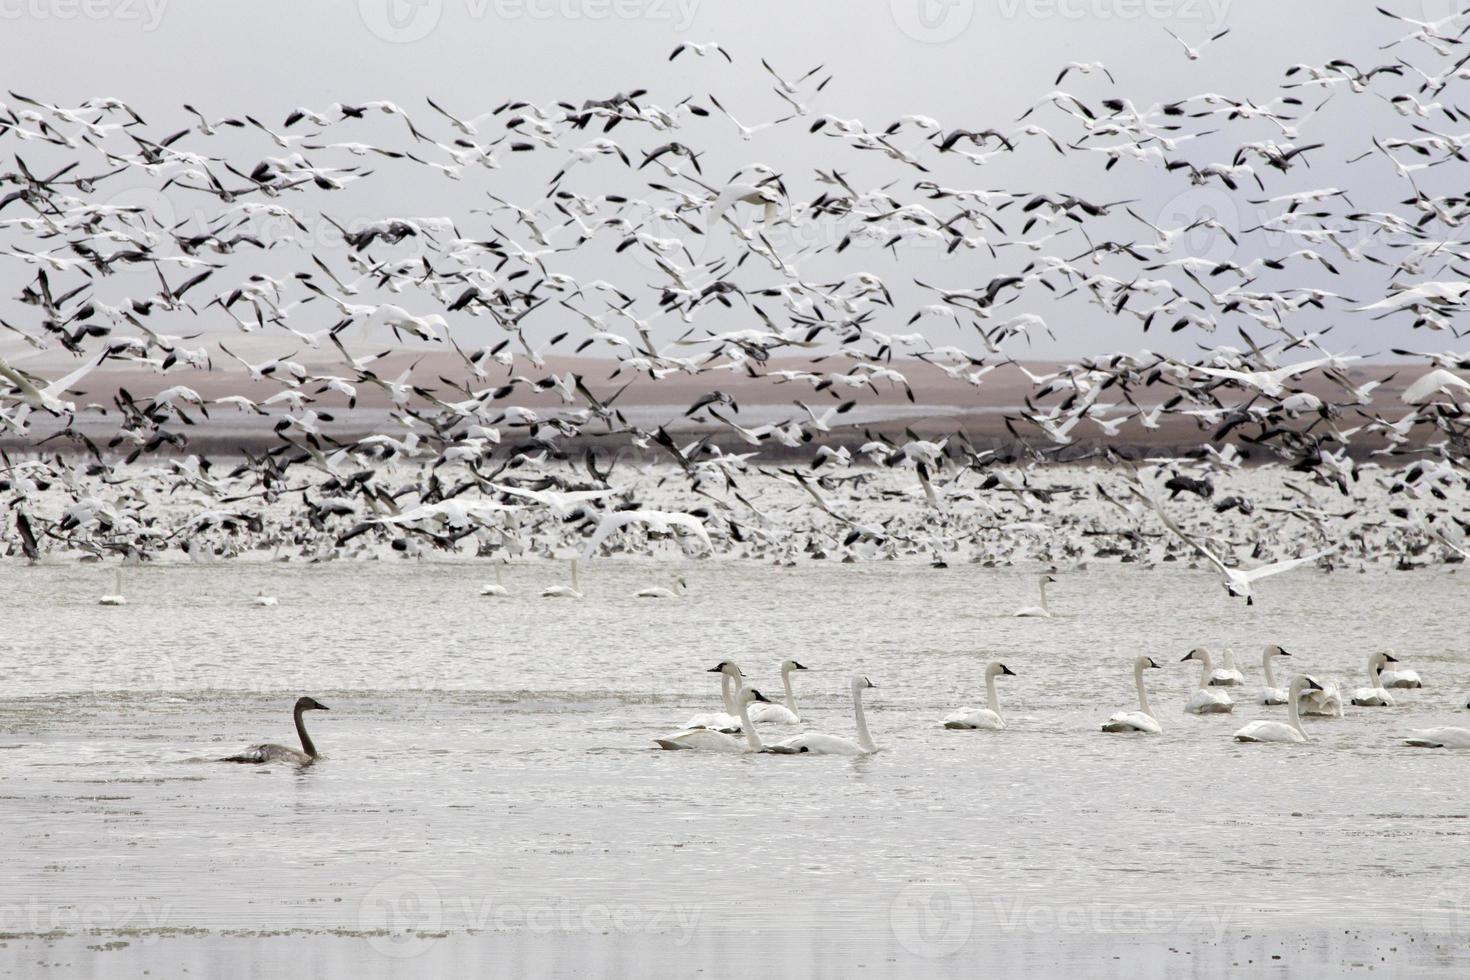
[746,660,807,724]
[636,575,687,599]
[480,560,509,596]
[1234,677,1323,743]
[252,589,278,607]
[1258,645,1292,704]
[1207,648,1246,687]
[222,696,330,765]
[1014,574,1056,618]
[1350,651,1398,707]
[1102,656,1163,733]
[98,568,126,606]
[943,661,1016,730]
[1377,650,1423,688]
[1182,648,1235,714]
[540,558,583,598]
[1299,672,1344,717]
[684,661,744,733]
[655,687,771,752]
[770,675,880,755]
[1404,727,1470,749]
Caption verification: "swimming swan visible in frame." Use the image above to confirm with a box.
[1234,676,1322,743]
[540,558,583,598]
[98,568,126,606]
[636,575,688,599]
[1102,656,1163,733]
[684,661,745,733]
[746,660,808,724]
[655,687,771,752]
[1377,649,1423,689]
[1258,645,1292,705]
[1014,574,1056,618]
[1208,648,1246,686]
[252,589,278,606]
[770,675,880,755]
[943,661,1016,730]
[1182,648,1235,714]
[1404,727,1470,749]
[222,696,330,765]
[480,560,509,596]
[1350,651,1398,707]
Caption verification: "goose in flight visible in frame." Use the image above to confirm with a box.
[1014,574,1056,617]
[768,675,879,755]
[1404,727,1470,749]
[1234,677,1322,743]
[98,568,126,606]
[943,661,1016,730]
[1102,656,1163,733]
[1259,646,1292,704]
[747,660,808,725]
[1377,650,1423,689]
[1133,486,1338,604]
[1350,651,1399,707]
[0,349,108,421]
[636,575,688,599]
[540,558,583,598]
[1164,27,1231,61]
[222,697,330,765]
[581,509,712,559]
[655,686,772,752]
[1182,648,1235,714]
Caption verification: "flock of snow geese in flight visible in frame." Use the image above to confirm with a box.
[3,7,1470,759]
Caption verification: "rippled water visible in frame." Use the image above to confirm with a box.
[4,557,1470,976]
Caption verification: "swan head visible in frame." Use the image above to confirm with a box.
[293,696,330,713]
[736,687,773,707]
[1264,645,1291,659]
[1135,656,1162,671]
[1289,675,1325,695]
[987,661,1017,678]
[707,661,743,677]
[851,674,877,692]
[1181,647,1213,666]
[780,660,809,673]
[1040,574,1057,584]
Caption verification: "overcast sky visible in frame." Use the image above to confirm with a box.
[2,0,1460,361]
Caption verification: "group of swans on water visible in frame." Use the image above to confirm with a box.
[97,569,279,607]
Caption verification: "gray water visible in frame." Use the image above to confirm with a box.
[4,558,1469,977]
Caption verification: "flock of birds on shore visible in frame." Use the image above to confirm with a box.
[0,5,1469,586]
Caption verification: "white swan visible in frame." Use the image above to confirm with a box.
[1258,645,1292,704]
[1234,676,1323,743]
[771,675,879,755]
[252,589,278,607]
[1208,648,1246,687]
[1299,671,1344,717]
[98,568,126,606]
[540,558,583,598]
[1102,656,1163,733]
[1182,648,1235,714]
[655,686,771,752]
[746,660,807,724]
[943,661,1016,730]
[636,575,687,599]
[1404,727,1470,749]
[1014,574,1056,618]
[480,560,509,597]
[1350,651,1398,707]
[684,661,744,733]
[1377,650,1423,688]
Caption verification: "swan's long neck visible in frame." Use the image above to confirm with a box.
[1367,656,1382,687]
[1262,652,1277,689]
[1038,578,1049,612]
[1195,651,1212,691]
[853,688,876,753]
[495,564,503,587]
[1288,684,1307,739]
[738,697,764,752]
[570,561,579,593]
[719,671,735,714]
[294,706,318,759]
[781,667,799,717]
[1134,663,1153,718]
[985,670,1001,719]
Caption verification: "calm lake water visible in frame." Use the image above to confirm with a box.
[3,557,1469,977]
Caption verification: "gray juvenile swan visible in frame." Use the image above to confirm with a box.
[222,696,331,765]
